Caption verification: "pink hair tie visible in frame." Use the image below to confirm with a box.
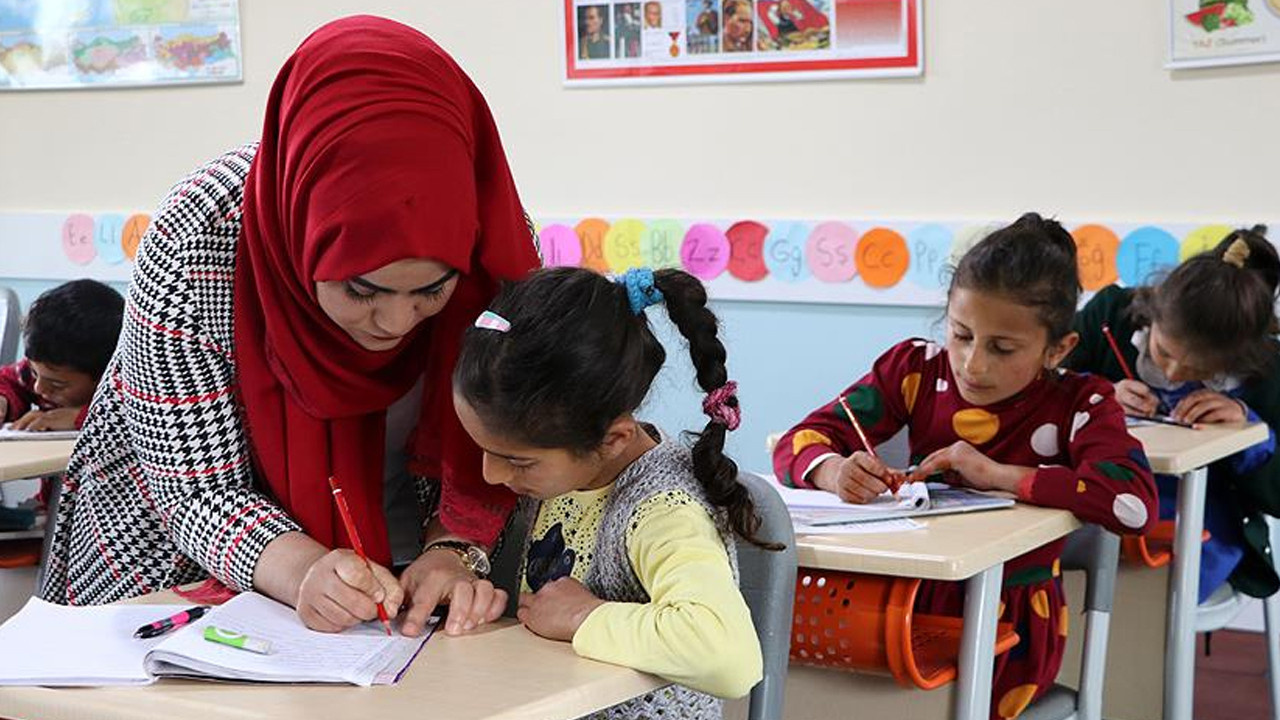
[702,380,741,431]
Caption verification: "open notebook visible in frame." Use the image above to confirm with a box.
[0,592,433,687]
[775,482,1014,526]
[0,425,79,441]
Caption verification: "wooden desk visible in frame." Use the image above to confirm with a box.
[0,440,76,482]
[798,503,1081,581]
[0,590,665,720]
[796,503,1081,720]
[1128,422,1268,475]
[1125,421,1269,720]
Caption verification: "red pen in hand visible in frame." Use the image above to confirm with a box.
[328,475,393,636]
[836,394,905,492]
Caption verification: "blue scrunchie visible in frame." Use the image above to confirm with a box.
[619,268,664,315]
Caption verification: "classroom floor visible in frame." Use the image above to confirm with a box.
[1197,630,1273,720]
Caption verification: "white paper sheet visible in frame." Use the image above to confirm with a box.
[0,424,79,441]
[793,518,923,535]
[0,600,171,685]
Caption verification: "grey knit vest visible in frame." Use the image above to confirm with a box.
[522,430,739,720]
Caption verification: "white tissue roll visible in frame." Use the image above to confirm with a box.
[897,482,930,510]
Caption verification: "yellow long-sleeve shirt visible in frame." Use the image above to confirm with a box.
[523,485,763,698]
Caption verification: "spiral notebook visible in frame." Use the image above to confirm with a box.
[775,482,1014,526]
[0,592,433,687]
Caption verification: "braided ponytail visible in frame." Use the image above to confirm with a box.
[652,269,781,550]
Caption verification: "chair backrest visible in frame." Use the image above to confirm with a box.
[490,473,799,720]
[875,426,911,469]
[490,502,534,618]
[1059,523,1120,613]
[1021,523,1120,720]
[736,471,798,720]
[0,287,20,366]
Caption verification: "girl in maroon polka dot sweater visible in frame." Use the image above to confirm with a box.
[773,213,1158,719]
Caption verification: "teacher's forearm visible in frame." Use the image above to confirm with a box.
[253,531,329,607]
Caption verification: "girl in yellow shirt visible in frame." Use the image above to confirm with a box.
[452,266,770,720]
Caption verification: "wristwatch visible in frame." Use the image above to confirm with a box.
[424,540,491,579]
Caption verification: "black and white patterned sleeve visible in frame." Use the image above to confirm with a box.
[117,151,300,592]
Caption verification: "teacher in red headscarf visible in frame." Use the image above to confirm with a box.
[40,16,541,638]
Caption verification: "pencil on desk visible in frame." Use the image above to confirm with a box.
[329,475,393,636]
[1127,413,1195,429]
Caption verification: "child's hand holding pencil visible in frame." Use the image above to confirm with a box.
[809,452,906,504]
[808,393,914,503]
[1114,379,1163,418]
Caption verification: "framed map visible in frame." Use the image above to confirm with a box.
[0,0,241,90]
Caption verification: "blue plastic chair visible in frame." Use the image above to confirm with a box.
[0,287,20,366]
[737,471,798,720]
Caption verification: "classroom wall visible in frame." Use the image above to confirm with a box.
[3,1,1278,473]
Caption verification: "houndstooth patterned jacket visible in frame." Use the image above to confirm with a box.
[40,144,446,605]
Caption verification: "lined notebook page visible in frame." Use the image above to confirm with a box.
[774,482,931,512]
[146,592,432,686]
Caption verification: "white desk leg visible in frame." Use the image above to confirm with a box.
[956,564,1003,720]
[1165,466,1207,720]
[1264,588,1280,720]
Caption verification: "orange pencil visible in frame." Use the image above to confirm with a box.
[328,475,392,636]
[836,394,904,491]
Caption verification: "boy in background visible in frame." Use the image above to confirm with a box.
[0,279,124,432]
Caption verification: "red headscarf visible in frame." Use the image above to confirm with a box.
[234,16,539,565]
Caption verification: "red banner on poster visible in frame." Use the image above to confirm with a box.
[564,0,922,85]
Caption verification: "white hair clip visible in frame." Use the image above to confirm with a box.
[474,310,511,333]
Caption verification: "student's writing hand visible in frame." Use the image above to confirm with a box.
[399,547,506,637]
[517,577,604,642]
[908,441,1030,494]
[1114,379,1160,417]
[11,407,80,431]
[811,451,895,503]
[1172,389,1246,425]
[296,549,403,633]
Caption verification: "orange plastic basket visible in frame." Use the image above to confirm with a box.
[1120,519,1210,569]
[790,569,1020,690]
[0,538,41,569]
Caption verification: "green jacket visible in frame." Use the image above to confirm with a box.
[1066,285,1280,598]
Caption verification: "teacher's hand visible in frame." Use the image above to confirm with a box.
[399,547,506,637]
[296,549,402,633]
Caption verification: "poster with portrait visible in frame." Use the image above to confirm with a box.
[1168,0,1280,68]
[564,0,921,85]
